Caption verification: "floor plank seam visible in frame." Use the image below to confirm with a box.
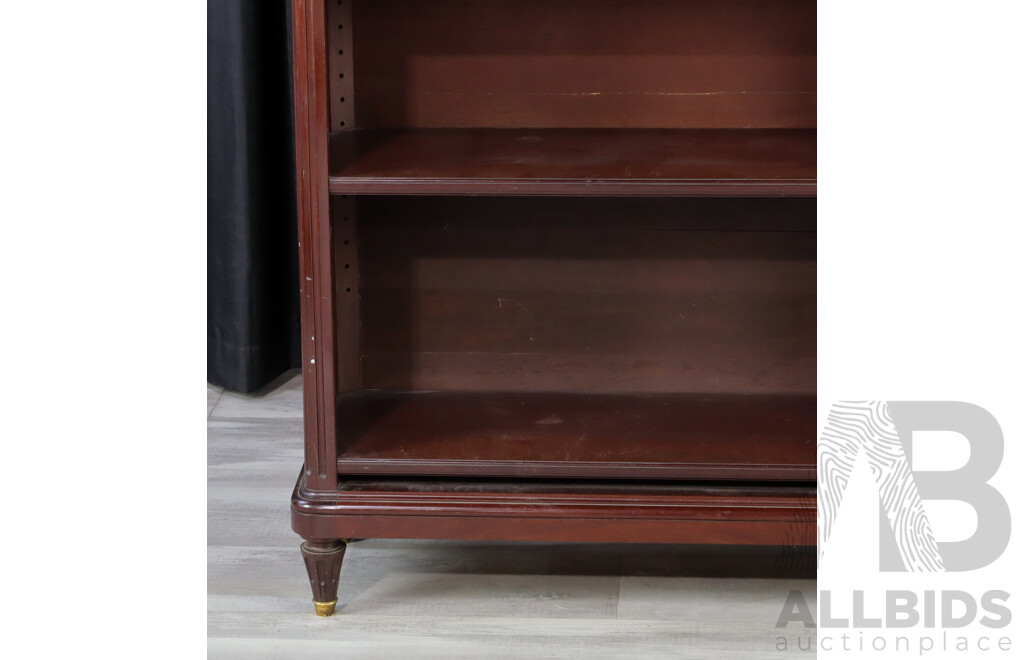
[208,387,224,419]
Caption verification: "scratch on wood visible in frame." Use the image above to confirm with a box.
[497,297,536,343]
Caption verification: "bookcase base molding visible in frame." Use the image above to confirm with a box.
[292,475,816,616]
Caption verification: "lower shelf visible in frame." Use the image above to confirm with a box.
[336,391,815,481]
[292,475,816,546]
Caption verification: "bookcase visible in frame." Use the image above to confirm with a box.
[290,0,816,616]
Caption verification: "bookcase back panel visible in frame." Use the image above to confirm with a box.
[357,196,815,395]
[351,0,816,129]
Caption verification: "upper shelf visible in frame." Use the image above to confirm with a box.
[328,128,816,197]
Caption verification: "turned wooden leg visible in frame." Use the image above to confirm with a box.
[300,540,347,616]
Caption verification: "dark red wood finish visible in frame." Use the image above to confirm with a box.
[300,540,347,610]
[290,0,817,614]
[293,478,815,546]
[357,195,815,395]
[335,391,815,480]
[292,0,338,491]
[329,128,816,196]
[352,0,816,130]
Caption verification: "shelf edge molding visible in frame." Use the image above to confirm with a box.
[328,128,817,197]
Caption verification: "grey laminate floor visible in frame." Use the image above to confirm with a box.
[208,372,817,659]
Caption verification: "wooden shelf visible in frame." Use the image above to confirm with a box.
[336,391,815,481]
[328,129,816,197]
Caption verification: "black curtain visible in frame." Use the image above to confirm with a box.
[208,0,301,393]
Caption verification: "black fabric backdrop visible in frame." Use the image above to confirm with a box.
[208,0,301,393]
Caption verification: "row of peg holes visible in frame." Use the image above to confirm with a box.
[337,5,347,128]
[338,8,351,293]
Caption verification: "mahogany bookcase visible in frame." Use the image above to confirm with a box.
[290,0,816,616]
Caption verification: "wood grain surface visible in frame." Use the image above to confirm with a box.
[358,196,816,395]
[334,391,815,480]
[353,0,816,129]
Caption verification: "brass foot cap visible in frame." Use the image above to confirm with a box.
[313,599,338,617]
